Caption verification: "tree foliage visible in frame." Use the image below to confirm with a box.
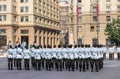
[105,19,120,46]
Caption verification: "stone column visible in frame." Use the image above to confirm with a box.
[40,30,44,46]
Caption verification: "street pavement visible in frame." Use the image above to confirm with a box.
[0,57,120,79]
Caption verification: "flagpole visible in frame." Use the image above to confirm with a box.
[76,1,78,45]
[97,1,99,45]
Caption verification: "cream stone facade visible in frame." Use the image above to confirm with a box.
[59,1,69,45]
[0,0,60,47]
[68,0,120,46]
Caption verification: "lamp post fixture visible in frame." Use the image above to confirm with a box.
[96,0,99,45]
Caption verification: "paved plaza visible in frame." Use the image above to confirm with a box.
[0,56,120,79]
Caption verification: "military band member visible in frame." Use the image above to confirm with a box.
[23,46,31,70]
[7,45,14,70]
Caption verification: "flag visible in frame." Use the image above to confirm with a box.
[76,0,80,20]
[96,2,99,17]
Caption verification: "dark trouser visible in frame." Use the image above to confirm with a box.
[36,59,41,70]
[90,59,94,72]
[31,57,36,68]
[103,53,106,60]
[16,59,22,70]
[71,60,75,71]
[56,59,62,71]
[79,59,82,71]
[83,59,86,72]
[117,53,120,60]
[95,59,99,72]
[109,53,114,60]
[8,58,13,70]
[24,59,30,70]
[41,58,45,69]
[86,58,90,70]
[75,59,78,70]
[46,59,52,71]
[14,58,17,67]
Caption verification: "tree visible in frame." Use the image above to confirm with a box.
[105,19,120,46]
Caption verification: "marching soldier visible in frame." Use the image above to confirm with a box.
[45,46,52,71]
[7,45,14,70]
[16,44,23,70]
[30,45,36,68]
[15,41,19,48]
[116,46,120,60]
[35,46,42,70]
[13,46,17,67]
[23,46,31,70]
[7,41,12,49]
[108,46,115,60]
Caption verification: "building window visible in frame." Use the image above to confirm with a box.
[0,35,7,46]
[106,6,111,12]
[0,15,6,21]
[78,7,82,13]
[13,16,17,22]
[78,26,82,32]
[106,16,111,21]
[93,6,97,13]
[117,16,120,20]
[20,7,24,12]
[0,29,6,34]
[106,0,110,2]
[93,16,97,21]
[117,6,120,12]
[20,0,28,3]
[90,26,94,32]
[0,5,7,11]
[20,6,28,12]
[21,30,29,34]
[79,17,82,22]
[25,6,28,12]
[92,38,98,45]
[3,5,6,11]
[96,26,100,32]
[20,16,29,22]
[0,5,2,11]
[20,0,24,2]
[77,38,82,45]
[78,0,81,3]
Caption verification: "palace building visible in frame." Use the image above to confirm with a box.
[0,0,60,47]
[68,0,120,46]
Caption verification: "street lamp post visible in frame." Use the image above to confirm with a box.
[96,0,99,45]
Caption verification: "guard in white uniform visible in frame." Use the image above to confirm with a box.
[7,41,12,49]
[116,46,120,60]
[35,46,42,70]
[13,46,17,67]
[108,46,115,60]
[7,45,14,70]
[16,44,23,70]
[23,46,31,70]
